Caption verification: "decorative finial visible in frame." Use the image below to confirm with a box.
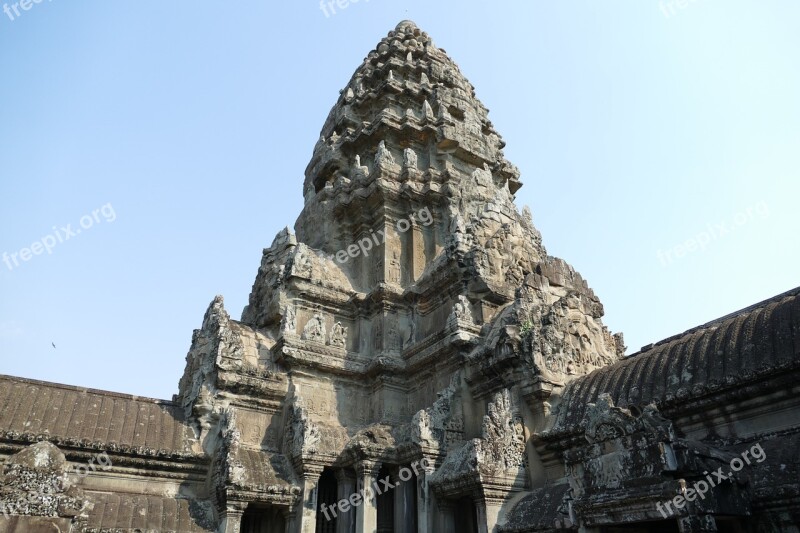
[395,20,418,32]
[423,100,434,120]
[375,140,395,168]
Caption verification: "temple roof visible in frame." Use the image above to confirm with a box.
[0,374,198,456]
[544,286,800,438]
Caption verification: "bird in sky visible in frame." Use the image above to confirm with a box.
[51,342,56,349]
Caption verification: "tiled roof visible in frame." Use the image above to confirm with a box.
[546,287,800,437]
[0,375,196,454]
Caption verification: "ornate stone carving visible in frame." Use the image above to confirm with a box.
[450,295,474,324]
[291,248,313,278]
[0,442,88,521]
[584,394,673,444]
[353,154,370,181]
[411,377,458,451]
[285,403,321,459]
[480,389,526,471]
[329,321,347,348]
[281,305,297,336]
[375,140,396,169]
[302,314,326,343]
[403,148,418,170]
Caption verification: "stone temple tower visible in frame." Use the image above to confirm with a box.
[3,18,798,533]
[177,19,623,533]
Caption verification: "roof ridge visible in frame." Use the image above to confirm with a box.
[0,373,176,406]
[633,285,800,356]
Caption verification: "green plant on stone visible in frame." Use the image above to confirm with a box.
[520,320,534,337]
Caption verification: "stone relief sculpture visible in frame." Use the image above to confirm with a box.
[302,314,326,343]
[451,294,474,323]
[481,389,526,471]
[285,402,321,459]
[281,305,297,336]
[403,147,418,170]
[329,322,347,348]
[353,154,370,181]
[375,140,396,169]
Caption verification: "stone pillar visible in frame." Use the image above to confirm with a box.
[393,466,416,533]
[411,219,426,282]
[297,466,323,533]
[415,458,437,533]
[475,494,505,533]
[355,460,380,533]
[436,499,455,533]
[335,468,357,533]
[282,507,296,533]
[219,502,246,533]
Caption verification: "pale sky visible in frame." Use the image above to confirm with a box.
[1,1,798,399]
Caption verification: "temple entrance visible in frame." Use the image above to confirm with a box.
[316,468,338,533]
[454,497,478,533]
[241,504,285,533]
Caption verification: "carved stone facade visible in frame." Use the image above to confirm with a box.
[1,19,799,533]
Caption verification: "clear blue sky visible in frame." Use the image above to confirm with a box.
[1,1,798,400]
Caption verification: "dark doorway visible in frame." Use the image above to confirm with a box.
[316,468,338,533]
[241,505,285,533]
[376,464,395,533]
[454,497,478,533]
[394,466,418,533]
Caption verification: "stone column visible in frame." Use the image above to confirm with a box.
[436,499,455,533]
[335,468,357,533]
[415,458,437,533]
[283,507,297,533]
[297,466,324,533]
[475,497,488,533]
[355,460,380,533]
[219,502,246,533]
[411,219,426,282]
[475,494,505,533]
[393,466,416,533]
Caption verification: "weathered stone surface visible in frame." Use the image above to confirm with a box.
[1,19,798,533]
